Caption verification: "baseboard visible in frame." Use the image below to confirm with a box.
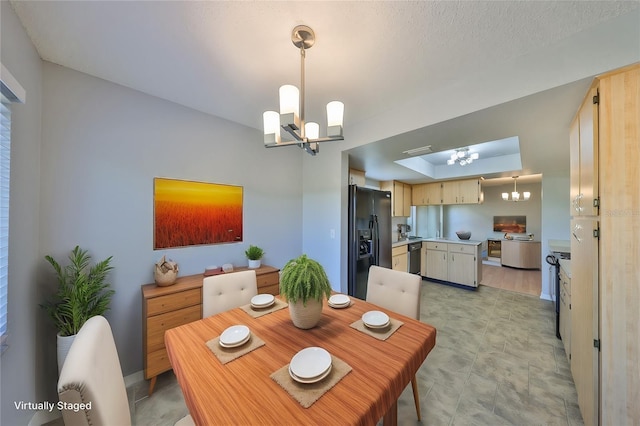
[124,369,145,388]
[540,292,553,301]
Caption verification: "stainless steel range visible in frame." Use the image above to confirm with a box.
[546,249,571,339]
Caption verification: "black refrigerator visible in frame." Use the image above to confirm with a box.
[348,185,392,300]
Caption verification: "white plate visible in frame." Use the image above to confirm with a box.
[219,333,250,348]
[219,325,250,347]
[289,363,332,384]
[362,311,390,328]
[289,347,332,379]
[251,294,275,308]
[328,301,350,309]
[329,294,350,306]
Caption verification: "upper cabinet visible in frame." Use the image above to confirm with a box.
[412,182,442,205]
[381,180,412,217]
[349,168,366,186]
[441,179,482,205]
[570,86,599,217]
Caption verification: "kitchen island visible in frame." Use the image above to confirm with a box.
[421,238,482,288]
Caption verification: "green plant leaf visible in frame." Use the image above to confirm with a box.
[280,254,332,305]
[40,246,115,336]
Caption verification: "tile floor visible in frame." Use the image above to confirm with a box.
[127,280,583,425]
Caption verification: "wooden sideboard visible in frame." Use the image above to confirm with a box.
[141,264,280,395]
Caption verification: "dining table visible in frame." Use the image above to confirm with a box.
[165,294,437,425]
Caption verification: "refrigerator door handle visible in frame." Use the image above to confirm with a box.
[372,215,379,265]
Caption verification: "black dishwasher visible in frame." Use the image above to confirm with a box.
[408,241,422,274]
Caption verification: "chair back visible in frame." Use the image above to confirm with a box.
[203,270,258,317]
[366,265,421,319]
[57,315,131,426]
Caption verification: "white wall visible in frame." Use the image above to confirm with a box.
[1,2,44,425]
[540,173,570,300]
[34,63,305,402]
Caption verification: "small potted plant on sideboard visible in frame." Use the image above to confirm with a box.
[245,245,265,269]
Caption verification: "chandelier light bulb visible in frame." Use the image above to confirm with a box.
[305,122,319,140]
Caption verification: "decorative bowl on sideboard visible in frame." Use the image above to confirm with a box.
[456,231,471,240]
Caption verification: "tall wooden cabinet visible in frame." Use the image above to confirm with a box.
[412,182,442,205]
[441,178,482,204]
[381,180,412,216]
[569,63,639,426]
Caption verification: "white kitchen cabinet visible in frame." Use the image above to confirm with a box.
[424,240,481,288]
[391,245,408,272]
[425,242,448,281]
[412,182,441,205]
[447,244,479,287]
[568,64,640,426]
[381,180,412,217]
[441,179,481,205]
[559,265,571,363]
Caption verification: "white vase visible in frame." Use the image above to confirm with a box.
[248,259,261,269]
[57,333,76,374]
[288,298,323,329]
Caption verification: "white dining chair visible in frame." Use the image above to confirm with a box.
[57,315,195,426]
[366,265,423,421]
[202,270,258,317]
[57,315,131,426]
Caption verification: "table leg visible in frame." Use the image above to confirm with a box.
[148,376,157,396]
[383,400,398,426]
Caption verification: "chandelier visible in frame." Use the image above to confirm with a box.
[447,147,478,166]
[502,176,530,202]
[262,25,344,156]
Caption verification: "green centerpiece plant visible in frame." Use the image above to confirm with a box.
[280,254,332,329]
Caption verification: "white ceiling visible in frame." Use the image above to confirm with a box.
[9,1,640,183]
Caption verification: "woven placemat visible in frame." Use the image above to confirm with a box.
[240,299,288,318]
[270,355,352,408]
[349,318,404,341]
[206,334,265,364]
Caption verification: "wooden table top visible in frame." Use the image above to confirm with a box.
[165,296,437,425]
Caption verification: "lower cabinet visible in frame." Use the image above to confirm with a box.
[392,245,408,272]
[424,241,481,288]
[425,243,448,281]
[559,266,571,363]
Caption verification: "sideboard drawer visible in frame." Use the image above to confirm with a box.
[146,348,172,378]
[147,288,201,317]
[146,305,201,353]
[257,271,279,295]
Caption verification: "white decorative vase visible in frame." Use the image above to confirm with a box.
[248,259,261,269]
[288,298,323,329]
[57,333,76,374]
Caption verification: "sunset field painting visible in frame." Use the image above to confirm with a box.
[154,178,243,249]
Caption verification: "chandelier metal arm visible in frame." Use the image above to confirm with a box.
[262,25,344,155]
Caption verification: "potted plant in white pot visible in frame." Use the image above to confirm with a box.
[280,254,332,329]
[41,246,114,373]
[245,245,265,269]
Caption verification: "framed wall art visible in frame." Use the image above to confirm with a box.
[154,177,243,249]
[493,215,526,233]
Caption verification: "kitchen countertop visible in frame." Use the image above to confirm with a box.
[559,259,571,278]
[549,239,571,254]
[392,237,482,248]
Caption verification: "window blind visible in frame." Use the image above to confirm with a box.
[0,99,10,339]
